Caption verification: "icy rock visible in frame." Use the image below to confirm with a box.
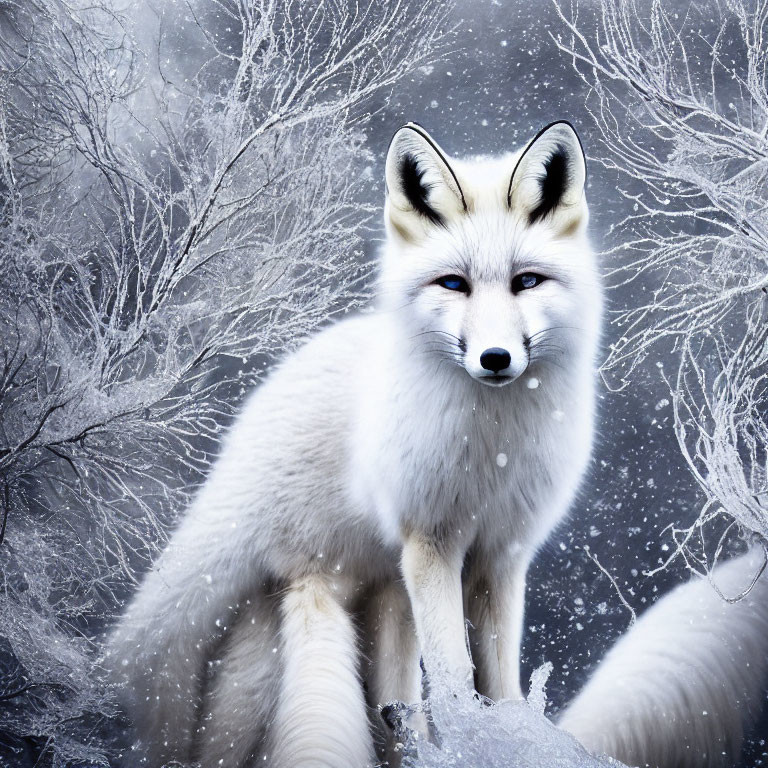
[393,673,625,768]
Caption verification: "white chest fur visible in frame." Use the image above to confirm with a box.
[348,319,595,559]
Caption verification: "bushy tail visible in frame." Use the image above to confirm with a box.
[195,575,375,768]
[104,490,262,766]
[558,550,768,768]
[267,576,374,768]
[194,593,281,767]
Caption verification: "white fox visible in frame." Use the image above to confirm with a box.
[107,119,601,767]
[107,122,768,768]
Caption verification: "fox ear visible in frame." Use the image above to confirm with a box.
[508,121,587,234]
[385,123,467,241]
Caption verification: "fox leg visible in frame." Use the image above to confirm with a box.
[194,593,280,768]
[400,532,473,692]
[269,575,375,768]
[364,580,425,765]
[365,581,422,708]
[464,551,528,701]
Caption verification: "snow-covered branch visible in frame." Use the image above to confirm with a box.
[0,0,449,761]
[553,0,767,572]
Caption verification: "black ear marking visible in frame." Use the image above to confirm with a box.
[528,142,569,224]
[400,153,444,226]
[507,120,586,225]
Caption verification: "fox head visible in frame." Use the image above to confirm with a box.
[380,121,602,388]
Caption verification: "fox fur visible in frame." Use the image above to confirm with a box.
[559,549,768,768]
[107,120,599,767]
[107,122,767,768]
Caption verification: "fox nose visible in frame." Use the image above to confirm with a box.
[480,347,511,373]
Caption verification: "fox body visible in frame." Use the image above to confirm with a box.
[108,120,599,767]
[107,121,768,768]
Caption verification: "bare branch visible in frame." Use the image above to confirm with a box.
[556,0,768,578]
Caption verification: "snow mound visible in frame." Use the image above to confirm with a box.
[388,666,626,768]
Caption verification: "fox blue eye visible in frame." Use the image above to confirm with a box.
[435,275,470,293]
[512,272,546,292]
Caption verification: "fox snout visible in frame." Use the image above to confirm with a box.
[473,346,520,387]
[465,340,528,387]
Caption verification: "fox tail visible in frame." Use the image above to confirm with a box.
[558,549,768,768]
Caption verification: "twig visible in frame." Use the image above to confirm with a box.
[583,545,637,627]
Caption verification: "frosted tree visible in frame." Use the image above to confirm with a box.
[0,0,447,762]
[553,0,768,583]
